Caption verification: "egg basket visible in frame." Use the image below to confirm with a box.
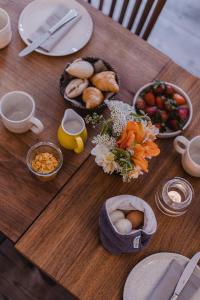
[59,57,120,116]
[99,195,157,255]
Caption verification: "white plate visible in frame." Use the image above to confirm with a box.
[123,252,200,300]
[18,0,93,56]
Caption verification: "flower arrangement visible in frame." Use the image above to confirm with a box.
[87,100,160,182]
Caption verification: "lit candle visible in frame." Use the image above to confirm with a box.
[156,177,194,217]
[168,191,182,203]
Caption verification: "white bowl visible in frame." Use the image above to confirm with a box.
[132,81,193,138]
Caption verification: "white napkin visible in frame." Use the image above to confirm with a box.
[148,259,200,300]
[29,5,81,52]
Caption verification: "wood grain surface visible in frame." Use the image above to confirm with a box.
[16,61,200,300]
[0,0,169,242]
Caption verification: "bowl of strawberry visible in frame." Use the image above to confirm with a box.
[133,81,193,138]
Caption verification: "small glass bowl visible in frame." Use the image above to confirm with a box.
[26,142,63,182]
[155,177,194,217]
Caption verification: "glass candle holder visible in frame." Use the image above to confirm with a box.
[155,177,194,217]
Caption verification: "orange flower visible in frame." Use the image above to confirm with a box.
[132,144,148,172]
[143,140,160,157]
[132,141,160,172]
[117,129,135,149]
[117,121,145,149]
[134,122,146,144]
[117,121,160,172]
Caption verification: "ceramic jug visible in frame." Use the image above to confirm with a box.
[58,109,87,154]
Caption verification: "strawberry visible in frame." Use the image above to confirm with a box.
[156,96,165,109]
[168,119,180,131]
[166,84,174,95]
[160,110,169,122]
[154,85,164,94]
[173,93,186,106]
[136,97,146,110]
[164,102,173,112]
[177,107,189,121]
[164,99,177,112]
[153,81,166,94]
[144,92,155,106]
[146,106,157,116]
[154,123,162,129]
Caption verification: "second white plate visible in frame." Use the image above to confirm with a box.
[123,252,200,300]
[18,0,93,56]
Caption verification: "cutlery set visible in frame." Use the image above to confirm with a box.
[19,9,79,57]
[170,252,200,300]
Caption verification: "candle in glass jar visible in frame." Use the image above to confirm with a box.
[155,177,194,217]
[168,190,182,203]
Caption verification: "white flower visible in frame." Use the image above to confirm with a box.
[91,145,118,174]
[102,152,119,174]
[105,100,131,134]
[106,100,135,116]
[91,144,110,166]
[128,167,142,179]
[92,134,116,149]
[143,121,159,141]
[122,167,143,182]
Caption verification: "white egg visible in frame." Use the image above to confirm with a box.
[114,219,132,235]
[110,210,125,224]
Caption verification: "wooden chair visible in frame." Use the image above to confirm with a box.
[86,0,167,40]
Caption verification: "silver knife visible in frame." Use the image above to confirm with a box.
[170,252,200,300]
[19,9,78,57]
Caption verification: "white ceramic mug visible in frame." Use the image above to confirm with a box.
[174,135,200,177]
[0,91,44,134]
[0,8,12,49]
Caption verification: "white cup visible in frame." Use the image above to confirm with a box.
[0,91,44,134]
[0,8,12,49]
[174,135,200,177]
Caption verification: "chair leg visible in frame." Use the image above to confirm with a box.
[127,0,142,30]
[118,0,129,24]
[135,0,155,35]
[99,0,104,10]
[142,0,167,40]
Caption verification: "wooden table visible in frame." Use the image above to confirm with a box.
[1,0,200,299]
[0,0,168,243]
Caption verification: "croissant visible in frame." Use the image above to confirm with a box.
[91,71,119,93]
[82,87,104,109]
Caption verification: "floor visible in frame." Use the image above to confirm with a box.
[149,0,200,78]
[90,0,200,78]
[0,239,75,300]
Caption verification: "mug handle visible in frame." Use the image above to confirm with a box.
[174,136,189,154]
[30,117,44,134]
[74,137,84,154]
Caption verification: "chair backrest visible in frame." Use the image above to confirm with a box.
[86,0,167,40]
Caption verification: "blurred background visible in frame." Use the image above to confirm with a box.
[89,0,200,78]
